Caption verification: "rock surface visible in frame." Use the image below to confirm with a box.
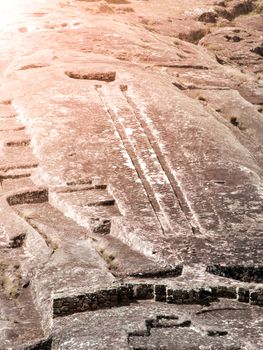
[0,0,262,349]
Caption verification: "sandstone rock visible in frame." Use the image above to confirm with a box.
[0,0,262,349]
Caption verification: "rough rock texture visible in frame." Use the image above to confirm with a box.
[0,0,262,349]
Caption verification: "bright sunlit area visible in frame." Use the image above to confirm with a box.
[0,1,24,29]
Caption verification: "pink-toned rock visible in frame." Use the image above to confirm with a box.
[0,0,262,349]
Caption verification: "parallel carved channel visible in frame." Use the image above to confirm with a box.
[96,85,196,236]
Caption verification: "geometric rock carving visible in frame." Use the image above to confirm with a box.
[0,0,263,349]
[127,314,230,350]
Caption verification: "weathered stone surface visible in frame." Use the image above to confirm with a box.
[52,299,263,349]
[0,0,262,349]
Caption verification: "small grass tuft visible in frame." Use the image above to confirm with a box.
[0,261,22,299]
[98,248,118,270]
